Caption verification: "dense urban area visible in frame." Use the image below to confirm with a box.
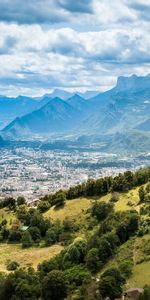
[0,147,149,201]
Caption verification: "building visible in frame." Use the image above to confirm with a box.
[124,288,143,299]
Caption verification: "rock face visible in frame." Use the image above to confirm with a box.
[2,74,150,139]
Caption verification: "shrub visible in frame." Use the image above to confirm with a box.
[6,261,20,271]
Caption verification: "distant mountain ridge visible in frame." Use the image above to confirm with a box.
[1,74,150,139]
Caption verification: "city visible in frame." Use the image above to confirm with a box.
[0,147,149,201]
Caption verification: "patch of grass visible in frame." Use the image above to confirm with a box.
[97,186,142,212]
[0,208,16,226]
[0,243,63,272]
[127,260,150,288]
[115,188,140,212]
[44,185,145,225]
[44,198,93,223]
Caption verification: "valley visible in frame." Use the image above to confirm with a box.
[0,146,149,201]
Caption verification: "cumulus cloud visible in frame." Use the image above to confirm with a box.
[0,0,149,95]
[0,0,93,25]
[57,0,93,13]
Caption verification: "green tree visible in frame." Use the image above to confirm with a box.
[139,186,145,203]
[21,231,33,248]
[99,275,123,300]
[17,196,26,206]
[38,201,50,213]
[91,201,114,221]
[64,265,90,286]
[41,270,67,300]
[29,226,41,243]
[85,248,100,273]
[67,245,80,264]
[139,285,150,300]
[45,229,57,246]
[119,260,133,279]
[54,192,66,208]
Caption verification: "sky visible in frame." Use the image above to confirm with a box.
[0,0,150,96]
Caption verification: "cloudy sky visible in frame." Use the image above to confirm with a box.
[0,0,150,96]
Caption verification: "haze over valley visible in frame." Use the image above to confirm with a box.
[0,74,150,199]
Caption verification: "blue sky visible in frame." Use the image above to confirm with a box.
[0,0,149,96]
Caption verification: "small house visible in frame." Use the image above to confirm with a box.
[124,288,143,299]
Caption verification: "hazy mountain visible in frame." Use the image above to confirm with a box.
[2,97,80,138]
[44,89,74,100]
[0,95,52,129]
[115,74,150,92]
[81,74,150,134]
[2,74,150,139]
[77,90,99,99]
[67,94,89,110]
[37,89,99,101]
[103,131,150,153]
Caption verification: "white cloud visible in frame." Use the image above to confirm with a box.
[0,0,149,95]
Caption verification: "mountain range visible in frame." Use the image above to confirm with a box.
[1,74,150,140]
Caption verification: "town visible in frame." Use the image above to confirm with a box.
[0,147,149,201]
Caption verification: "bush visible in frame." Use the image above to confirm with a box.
[6,261,20,271]
[45,229,57,246]
[118,260,133,279]
[91,201,114,222]
[21,232,33,248]
[64,265,90,286]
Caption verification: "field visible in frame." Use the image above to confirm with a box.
[44,197,94,223]
[0,243,63,272]
[44,186,141,224]
[127,260,150,287]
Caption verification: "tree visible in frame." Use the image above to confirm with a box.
[29,226,41,243]
[8,220,22,242]
[0,268,40,300]
[98,237,113,263]
[45,229,57,246]
[67,245,80,264]
[41,270,67,300]
[119,260,133,279]
[64,265,90,286]
[85,248,100,273]
[3,197,16,210]
[127,214,139,236]
[38,201,50,213]
[139,186,145,203]
[139,285,150,300]
[101,268,125,285]
[99,275,123,300]
[53,192,66,208]
[116,223,128,243]
[21,231,33,248]
[91,201,114,222]
[17,196,26,206]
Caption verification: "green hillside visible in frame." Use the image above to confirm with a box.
[0,167,150,299]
